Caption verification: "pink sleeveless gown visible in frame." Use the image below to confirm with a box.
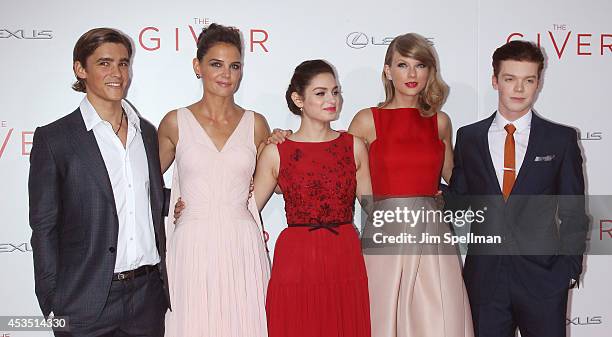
[165,108,270,337]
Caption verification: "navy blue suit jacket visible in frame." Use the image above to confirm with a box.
[448,112,588,304]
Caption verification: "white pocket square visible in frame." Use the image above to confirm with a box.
[534,155,555,162]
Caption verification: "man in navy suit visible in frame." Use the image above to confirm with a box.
[448,40,588,337]
[28,28,169,336]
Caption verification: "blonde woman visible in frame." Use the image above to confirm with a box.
[349,33,474,337]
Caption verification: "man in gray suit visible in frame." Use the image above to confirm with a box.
[28,28,169,336]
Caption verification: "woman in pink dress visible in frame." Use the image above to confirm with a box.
[158,23,271,337]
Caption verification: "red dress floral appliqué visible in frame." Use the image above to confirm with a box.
[266,132,371,337]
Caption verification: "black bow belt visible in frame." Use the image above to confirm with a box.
[288,221,351,235]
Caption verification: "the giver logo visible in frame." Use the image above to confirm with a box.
[507,25,611,59]
[137,25,270,53]
[600,220,612,241]
[0,122,32,159]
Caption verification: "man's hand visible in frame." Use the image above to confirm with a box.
[434,190,445,209]
[173,197,185,224]
[569,278,579,289]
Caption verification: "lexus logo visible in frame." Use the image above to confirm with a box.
[0,29,53,40]
[0,243,32,253]
[346,32,433,49]
[566,316,603,326]
[579,131,603,141]
[346,32,369,49]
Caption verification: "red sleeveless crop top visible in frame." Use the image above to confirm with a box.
[368,107,444,197]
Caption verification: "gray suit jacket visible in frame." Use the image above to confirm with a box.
[28,107,170,322]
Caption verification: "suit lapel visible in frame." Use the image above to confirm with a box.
[67,109,116,204]
[478,113,503,195]
[512,113,544,195]
[141,122,162,227]
[138,119,166,255]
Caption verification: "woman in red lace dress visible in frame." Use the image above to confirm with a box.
[254,60,372,337]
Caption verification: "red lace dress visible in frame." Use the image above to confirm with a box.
[266,132,371,337]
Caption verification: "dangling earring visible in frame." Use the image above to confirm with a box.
[196,74,201,79]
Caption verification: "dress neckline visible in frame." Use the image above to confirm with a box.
[183,107,247,153]
[374,107,436,119]
[285,132,344,144]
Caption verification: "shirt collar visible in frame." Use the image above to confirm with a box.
[493,110,532,133]
[80,97,141,132]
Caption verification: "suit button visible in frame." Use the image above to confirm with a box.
[108,247,116,253]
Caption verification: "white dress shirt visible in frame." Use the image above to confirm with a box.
[80,97,160,273]
[488,111,532,191]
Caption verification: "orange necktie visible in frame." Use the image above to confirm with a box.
[502,124,516,200]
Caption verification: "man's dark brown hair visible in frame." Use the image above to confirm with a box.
[492,40,545,78]
[72,28,133,92]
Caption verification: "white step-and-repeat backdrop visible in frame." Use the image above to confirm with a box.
[1,0,610,336]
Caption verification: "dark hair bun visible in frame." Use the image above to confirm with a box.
[285,60,335,115]
[196,23,243,60]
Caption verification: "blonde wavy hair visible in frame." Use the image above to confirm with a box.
[379,33,448,115]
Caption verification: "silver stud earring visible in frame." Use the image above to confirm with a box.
[196,74,201,79]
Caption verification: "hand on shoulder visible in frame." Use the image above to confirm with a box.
[266,128,293,145]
